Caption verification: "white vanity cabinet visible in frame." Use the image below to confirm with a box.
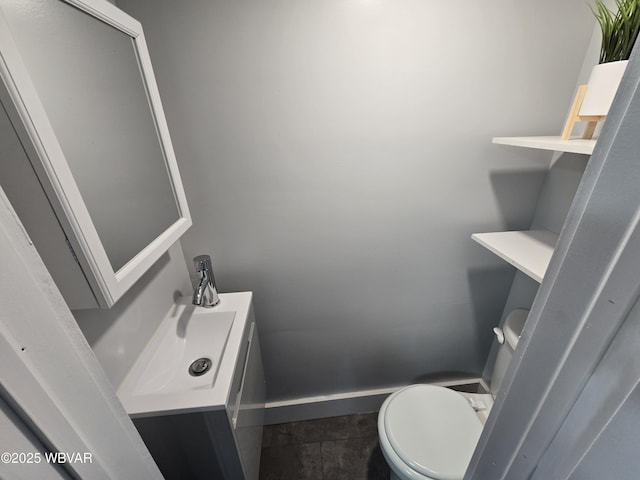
[129,296,266,480]
[228,321,266,480]
[0,0,191,308]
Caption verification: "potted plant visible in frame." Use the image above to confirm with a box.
[580,0,640,116]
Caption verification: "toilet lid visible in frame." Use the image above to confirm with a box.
[384,385,483,480]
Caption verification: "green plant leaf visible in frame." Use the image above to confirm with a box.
[591,0,640,63]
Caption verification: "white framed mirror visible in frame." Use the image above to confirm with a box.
[0,0,191,307]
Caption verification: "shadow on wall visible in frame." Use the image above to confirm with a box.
[73,250,172,346]
[490,167,549,231]
[530,152,590,234]
[467,265,517,369]
[404,265,515,386]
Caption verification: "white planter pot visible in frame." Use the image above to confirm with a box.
[579,60,629,116]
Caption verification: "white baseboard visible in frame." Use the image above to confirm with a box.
[264,377,483,425]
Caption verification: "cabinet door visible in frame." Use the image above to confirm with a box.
[232,322,266,480]
[0,0,191,308]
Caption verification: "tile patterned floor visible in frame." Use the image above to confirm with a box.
[259,412,389,480]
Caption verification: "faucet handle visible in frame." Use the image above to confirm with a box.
[193,255,212,272]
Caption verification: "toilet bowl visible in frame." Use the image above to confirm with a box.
[378,309,528,480]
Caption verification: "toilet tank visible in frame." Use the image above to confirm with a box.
[489,309,528,397]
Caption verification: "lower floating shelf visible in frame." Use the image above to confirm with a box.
[492,136,595,155]
[471,230,558,283]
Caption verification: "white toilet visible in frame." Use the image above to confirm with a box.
[378,309,528,480]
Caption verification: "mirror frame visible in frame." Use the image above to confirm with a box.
[0,0,192,307]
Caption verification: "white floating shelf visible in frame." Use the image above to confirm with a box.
[492,136,595,155]
[471,230,558,283]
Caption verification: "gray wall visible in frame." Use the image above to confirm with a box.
[118,0,594,401]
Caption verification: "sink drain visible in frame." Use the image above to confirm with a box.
[189,358,212,377]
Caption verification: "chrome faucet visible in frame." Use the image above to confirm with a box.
[192,255,220,307]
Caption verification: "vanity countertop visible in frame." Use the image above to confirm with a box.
[117,291,253,418]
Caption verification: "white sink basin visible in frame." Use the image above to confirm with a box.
[118,292,253,417]
[132,306,234,396]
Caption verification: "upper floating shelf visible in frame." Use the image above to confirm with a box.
[492,136,595,155]
[471,229,559,283]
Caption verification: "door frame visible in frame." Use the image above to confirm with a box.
[0,185,162,479]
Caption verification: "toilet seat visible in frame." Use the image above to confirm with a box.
[379,385,483,480]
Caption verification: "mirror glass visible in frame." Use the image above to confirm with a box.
[2,0,180,272]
